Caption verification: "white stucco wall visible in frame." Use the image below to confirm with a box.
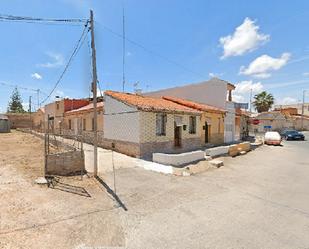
[104,95,140,143]
[224,102,236,143]
[147,78,228,109]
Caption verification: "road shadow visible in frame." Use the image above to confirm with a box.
[95,175,128,211]
[47,177,91,198]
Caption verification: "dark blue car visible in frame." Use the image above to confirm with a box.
[282,130,305,141]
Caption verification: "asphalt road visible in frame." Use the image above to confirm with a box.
[108,131,309,249]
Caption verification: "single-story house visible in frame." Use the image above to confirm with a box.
[103,91,203,159]
[63,101,104,142]
[162,96,226,145]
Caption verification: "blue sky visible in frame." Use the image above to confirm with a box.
[1,0,309,112]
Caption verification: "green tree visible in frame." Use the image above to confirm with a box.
[7,87,25,113]
[253,91,274,113]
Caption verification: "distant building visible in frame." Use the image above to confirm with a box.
[63,102,104,143]
[250,107,309,132]
[274,103,309,116]
[44,98,89,133]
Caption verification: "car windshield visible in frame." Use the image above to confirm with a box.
[286,130,299,134]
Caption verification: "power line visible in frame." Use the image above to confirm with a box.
[0,81,48,96]
[40,22,90,105]
[0,14,87,24]
[101,24,207,79]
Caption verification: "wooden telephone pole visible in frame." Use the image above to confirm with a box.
[90,10,98,177]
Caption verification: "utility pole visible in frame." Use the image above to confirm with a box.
[301,90,306,130]
[122,4,126,92]
[249,88,253,112]
[90,10,98,177]
[29,96,32,130]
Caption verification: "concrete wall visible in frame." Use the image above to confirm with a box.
[104,95,140,143]
[153,150,205,166]
[46,150,85,176]
[6,113,32,129]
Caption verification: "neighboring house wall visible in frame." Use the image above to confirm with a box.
[6,113,32,129]
[200,113,224,145]
[225,102,236,143]
[33,110,45,131]
[148,78,228,109]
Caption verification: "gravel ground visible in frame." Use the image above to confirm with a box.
[1,130,309,249]
[0,131,124,249]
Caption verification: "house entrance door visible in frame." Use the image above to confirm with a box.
[174,124,182,147]
[205,122,209,143]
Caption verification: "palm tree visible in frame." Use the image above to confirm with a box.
[253,91,274,113]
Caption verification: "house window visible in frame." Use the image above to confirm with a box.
[56,102,60,110]
[156,113,167,136]
[92,118,94,131]
[189,116,196,134]
[218,118,221,133]
[83,119,86,131]
[68,119,72,130]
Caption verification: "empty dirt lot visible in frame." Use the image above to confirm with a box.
[1,131,309,249]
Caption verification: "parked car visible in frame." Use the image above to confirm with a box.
[264,131,282,145]
[281,130,305,141]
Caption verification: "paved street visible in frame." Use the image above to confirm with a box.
[1,131,309,248]
[108,131,309,249]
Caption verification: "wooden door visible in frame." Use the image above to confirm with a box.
[205,122,209,143]
[174,125,182,147]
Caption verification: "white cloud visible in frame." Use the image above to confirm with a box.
[233,80,264,104]
[37,52,64,68]
[233,94,245,103]
[31,73,42,80]
[219,17,270,58]
[276,97,298,105]
[303,72,309,77]
[235,80,264,94]
[240,53,291,78]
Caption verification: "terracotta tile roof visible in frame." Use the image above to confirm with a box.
[162,96,226,114]
[65,102,104,115]
[105,91,202,114]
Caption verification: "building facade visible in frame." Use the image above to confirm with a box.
[43,98,89,133]
[63,102,104,143]
[147,77,236,143]
[162,96,226,145]
[104,91,203,159]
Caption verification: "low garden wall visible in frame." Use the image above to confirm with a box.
[153,150,205,166]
